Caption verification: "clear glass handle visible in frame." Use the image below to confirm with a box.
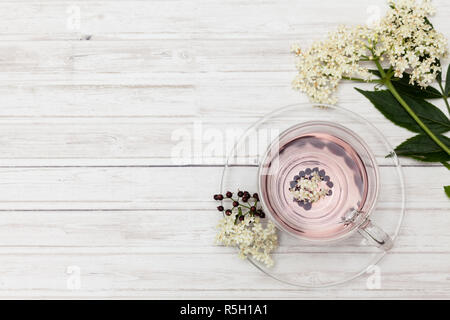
[358,219,393,251]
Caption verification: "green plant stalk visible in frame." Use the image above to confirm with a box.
[374,60,450,156]
[342,76,381,83]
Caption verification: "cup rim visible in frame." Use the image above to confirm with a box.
[257,120,380,243]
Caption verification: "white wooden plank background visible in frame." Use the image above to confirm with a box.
[0,0,448,299]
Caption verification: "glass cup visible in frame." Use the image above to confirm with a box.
[258,121,393,250]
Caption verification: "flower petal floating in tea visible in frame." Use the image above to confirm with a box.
[289,168,333,210]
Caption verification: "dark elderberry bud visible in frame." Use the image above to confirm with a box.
[250,206,256,212]
[226,191,233,198]
[237,191,244,197]
[217,206,224,211]
[259,212,266,218]
[232,201,239,207]
[213,194,219,200]
[305,168,312,175]
[239,215,245,221]
[216,194,224,200]
[225,209,232,216]
[242,196,249,203]
[252,193,259,200]
[243,191,250,197]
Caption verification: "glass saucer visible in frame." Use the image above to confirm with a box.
[220,103,405,287]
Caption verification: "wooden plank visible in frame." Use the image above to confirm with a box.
[0,208,447,253]
[0,107,445,166]
[0,119,425,166]
[0,252,447,298]
[0,166,446,210]
[0,0,447,41]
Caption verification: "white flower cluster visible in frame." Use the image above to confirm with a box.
[291,25,373,104]
[216,214,278,267]
[292,0,448,103]
[289,171,329,203]
[377,0,447,86]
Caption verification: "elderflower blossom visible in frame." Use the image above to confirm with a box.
[376,0,447,86]
[216,214,278,267]
[289,171,329,204]
[292,0,448,103]
[291,25,374,104]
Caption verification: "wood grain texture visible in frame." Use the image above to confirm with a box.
[0,0,448,299]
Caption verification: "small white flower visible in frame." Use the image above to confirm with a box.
[289,171,329,204]
[216,214,278,267]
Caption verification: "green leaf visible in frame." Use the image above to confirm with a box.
[409,152,450,163]
[369,69,442,99]
[445,64,450,97]
[394,134,450,162]
[356,89,450,133]
[368,69,383,78]
[444,186,450,198]
[392,78,442,99]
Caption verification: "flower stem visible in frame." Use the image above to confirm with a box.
[230,198,251,209]
[342,76,381,83]
[374,60,386,78]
